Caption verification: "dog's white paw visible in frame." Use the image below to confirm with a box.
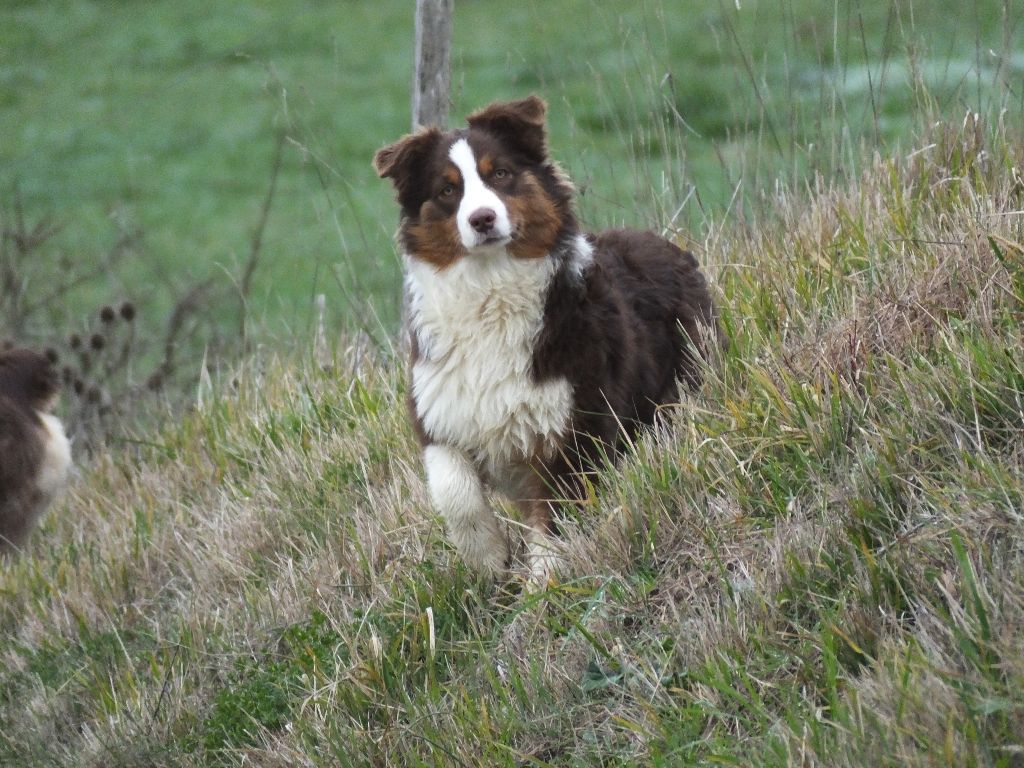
[455,519,509,577]
[524,537,562,592]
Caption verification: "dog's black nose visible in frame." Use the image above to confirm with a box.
[468,208,497,233]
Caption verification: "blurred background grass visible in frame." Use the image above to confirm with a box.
[2,0,1020,338]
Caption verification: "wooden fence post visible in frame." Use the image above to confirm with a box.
[412,0,452,130]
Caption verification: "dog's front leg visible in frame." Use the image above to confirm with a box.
[512,469,562,590]
[423,445,508,575]
[522,499,562,590]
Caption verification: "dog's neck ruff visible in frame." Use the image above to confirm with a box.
[406,236,592,468]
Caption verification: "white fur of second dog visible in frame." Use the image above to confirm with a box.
[36,412,72,500]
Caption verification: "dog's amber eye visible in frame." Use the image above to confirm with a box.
[493,168,510,180]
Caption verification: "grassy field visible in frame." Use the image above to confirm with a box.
[2,1,1024,766]
[1,109,1023,765]
[2,0,1020,337]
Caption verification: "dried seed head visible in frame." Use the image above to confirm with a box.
[99,305,116,324]
[69,334,82,350]
[146,372,164,391]
[86,386,102,404]
[119,302,136,321]
[73,379,85,396]
[44,348,59,364]
[90,333,105,351]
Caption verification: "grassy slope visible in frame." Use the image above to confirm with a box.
[1,113,1022,766]
[2,0,1019,334]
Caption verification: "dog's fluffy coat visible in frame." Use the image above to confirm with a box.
[0,347,71,553]
[375,96,720,582]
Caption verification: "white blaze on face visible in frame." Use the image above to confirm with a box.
[448,138,512,250]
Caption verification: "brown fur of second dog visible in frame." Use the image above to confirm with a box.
[0,347,72,554]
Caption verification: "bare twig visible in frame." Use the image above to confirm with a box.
[238,130,287,342]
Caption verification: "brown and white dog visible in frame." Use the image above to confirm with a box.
[374,96,720,584]
[0,347,71,554]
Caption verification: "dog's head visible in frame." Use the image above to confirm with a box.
[0,347,60,413]
[374,95,576,268]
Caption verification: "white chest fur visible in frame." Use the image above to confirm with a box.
[406,250,573,468]
[36,411,72,498]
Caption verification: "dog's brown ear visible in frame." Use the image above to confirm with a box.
[373,126,443,180]
[0,348,58,409]
[373,127,444,213]
[467,95,548,163]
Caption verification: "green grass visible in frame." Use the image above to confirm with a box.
[2,0,1020,337]
[2,106,1023,765]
